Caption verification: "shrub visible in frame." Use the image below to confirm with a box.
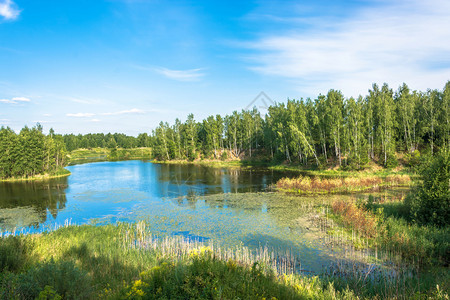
[410,151,449,227]
[2,260,93,300]
[123,253,304,299]
[331,201,381,238]
[0,236,29,272]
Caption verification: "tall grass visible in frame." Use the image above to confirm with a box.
[326,196,450,268]
[276,174,411,194]
[1,221,447,299]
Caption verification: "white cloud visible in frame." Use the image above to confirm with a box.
[33,120,53,124]
[101,108,146,116]
[0,0,20,21]
[66,108,146,118]
[66,113,96,118]
[244,0,450,97]
[154,67,205,81]
[43,113,52,117]
[66,96,103,105]
[0,96,31,104]
[11,96,30,102]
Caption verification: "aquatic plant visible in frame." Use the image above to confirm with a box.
[276,174,411,194]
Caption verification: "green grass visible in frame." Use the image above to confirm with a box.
[153,158,417,180]
[67,147,152,165]
[327,195,450,269]
[1,223,447,299]
[0,167,71,182]
[151,159,252,169]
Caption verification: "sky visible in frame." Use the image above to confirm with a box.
[1,0,449,135]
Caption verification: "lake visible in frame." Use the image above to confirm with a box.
[0,160,406,273]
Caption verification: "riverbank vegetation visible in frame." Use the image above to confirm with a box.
[67,148,152,165]
[276,174,411,194]
[321,151,449,284]
[0,222,447,299]
[0,125,67,180]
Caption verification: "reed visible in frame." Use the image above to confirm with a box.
[276,174,410,194]
[2,222,447,299]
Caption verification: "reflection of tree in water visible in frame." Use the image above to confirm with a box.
[155,164,300,209]
[0,177,68,229]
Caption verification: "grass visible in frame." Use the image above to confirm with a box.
[67,147,152,165]
[0,167,71,182]
[151,159,254,169]
[276,174,411,195]
[325,194,450,269]
[1,222,448,299]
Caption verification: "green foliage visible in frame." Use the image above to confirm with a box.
[123,255,305,300]
[404,149,421,167]
[1,260,92,300]
[1,224,448,299]
[0,236,30,272]
[410,150,450,227]
[220,150,228,161]
[0,125,67,179]
[64,132,140,151]
[147,81,450,171]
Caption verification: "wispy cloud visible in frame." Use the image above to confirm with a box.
[153,66,205,82]
[66,108,146,118]
[66,113,96,118]
[33,120,54,124]
[243,0,450,96]
[0,96,30,104]
[12,96,30,102]
[101,108,145,116]
[0,0,20,21]
[64,96,104,105]
[130,63,206,81]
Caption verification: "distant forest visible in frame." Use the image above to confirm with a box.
[0,82,449,178]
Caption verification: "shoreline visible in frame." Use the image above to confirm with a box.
[0,168,71,182]
[152,159,415,178]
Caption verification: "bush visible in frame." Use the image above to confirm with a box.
[123,253,303,299]
[409,151,449,227]
[0,236,30,272]
[220,150,228,161]
[1,260,92,299]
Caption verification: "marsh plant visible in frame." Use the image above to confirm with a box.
[0,220,448,299]
[276,174,411,194]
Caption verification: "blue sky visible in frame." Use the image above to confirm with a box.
[1,0,449,135]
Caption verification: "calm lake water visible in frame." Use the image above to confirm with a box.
[0,160,407,272]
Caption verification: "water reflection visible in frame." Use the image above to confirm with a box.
[0,161,296,231]
[0,161,411,274]
[154,163,292,204]
[0,178,68,230]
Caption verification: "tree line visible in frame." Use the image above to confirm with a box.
[0,125,66,179]
[150,82,449,169]
[63,132,150,151]
[1,81,448,179]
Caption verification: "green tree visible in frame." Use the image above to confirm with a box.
[409,150,450,227]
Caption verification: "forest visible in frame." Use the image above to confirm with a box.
[0,81,449,179]
[149,81,450,168]
[0,125,66,179]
